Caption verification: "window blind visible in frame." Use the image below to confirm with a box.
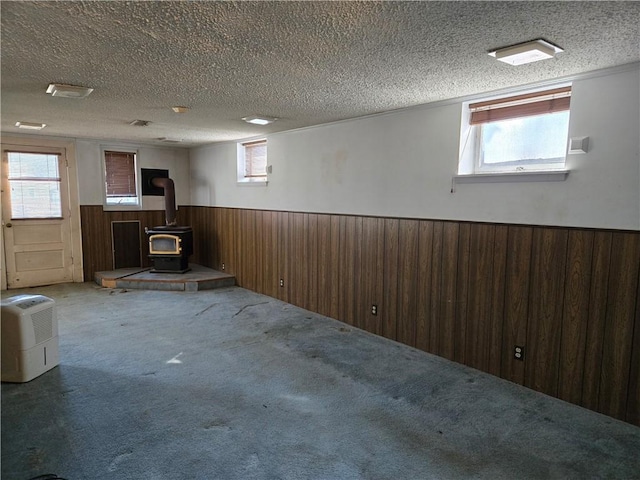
[469,86,571,125]
[105,151,136,197]
[243,140,267,177]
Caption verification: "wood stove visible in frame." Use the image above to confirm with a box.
[147,226,193,273]
[144,174,193,273]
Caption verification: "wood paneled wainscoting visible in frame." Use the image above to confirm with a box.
[79,206,190,281]
[81,205,640,426]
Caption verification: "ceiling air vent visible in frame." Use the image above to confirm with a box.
[46,83,93,98]
[129,119,151,127]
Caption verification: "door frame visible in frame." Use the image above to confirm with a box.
[1,135,84,288]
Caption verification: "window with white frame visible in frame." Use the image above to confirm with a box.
[459,86,571,175]
[103,149,139,206]
[6,151,62,218]
[237,139,267,184]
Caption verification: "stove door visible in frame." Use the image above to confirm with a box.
[149,234,181,255]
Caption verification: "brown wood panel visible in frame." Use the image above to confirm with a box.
[194,206,207,268]
[205,207,213,267]
[327,215,341,320]
[210,207,220,268]
[277,211,289,303]
[397,220,419,347]
[254,210,265,295]
[454,223,471,364]
[361,216,383,335]
[352,216,365,330]
[219,208,238,276]
[221,207,230,272]
[212,206,223,270]
[627,276,640,425]
[317,214,332,317]
[465,224,495,372]
[581,231,613,410]
[501,226,533,385]
[220,207,229,271]
[264,210,279,297]
[193,206,204,266]
[256,211,268,295]
[439,222,459,361]
[429,221,444,353]
[488,225,508,377]
[359,216,374,332]
[307,213,319,313]
[185,206,200,265]
[233,208,242,276]
[598,233,640,420]
[239,209,257,290]
[415,221,434,352]
[339,216,357,326]
[289,212,306,308]
[80,206,105,279]
[525,227,568,397]
[382,218,399,340]
[558,230,594,404]
[112,221,141,269]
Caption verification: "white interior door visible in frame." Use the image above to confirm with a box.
[1,147,74,288]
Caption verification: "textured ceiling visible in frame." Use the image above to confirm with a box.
[2,1,639,147]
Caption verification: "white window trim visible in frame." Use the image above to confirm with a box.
[237,138,268,186]
[457,83,573,182]
[453,170,569,184]
[101,146,141,210]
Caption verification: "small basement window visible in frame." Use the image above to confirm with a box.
[459,86,571,176]
[237,139,267,184]
[104,149,139,206]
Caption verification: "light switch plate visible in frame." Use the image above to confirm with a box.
[568,136,589,154]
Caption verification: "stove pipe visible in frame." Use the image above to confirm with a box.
[151,177,177,226]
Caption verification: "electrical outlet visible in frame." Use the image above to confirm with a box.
[514,345,524,361]
[371,304,378,315]
[222,263,225,271]
[279,279,284,287]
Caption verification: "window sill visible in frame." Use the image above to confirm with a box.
[103,203,142,211]
[237,179,268,187]
[453,170,569,184]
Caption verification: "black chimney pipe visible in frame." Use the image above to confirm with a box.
[151,177,177,226]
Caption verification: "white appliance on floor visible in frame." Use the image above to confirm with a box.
[1,294,59,382]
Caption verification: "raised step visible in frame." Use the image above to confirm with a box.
[94,264,235,291]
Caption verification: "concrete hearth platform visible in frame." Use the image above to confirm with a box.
[95,264,235,291]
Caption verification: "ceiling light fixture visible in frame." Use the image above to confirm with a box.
[489,39,563,66]
[171,106,189,113]
[15,121,46,130]
[242,115,277,126]
[158,137,183,143]
[129,119,151,127]
[46,83,93,98]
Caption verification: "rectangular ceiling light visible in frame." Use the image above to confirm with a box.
[15,121,46,130]
[46,83,94,98]
[129,119,151,127]
[489,39,563,66]
[242,115,277,125]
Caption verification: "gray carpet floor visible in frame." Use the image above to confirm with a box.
[2,282,639,480]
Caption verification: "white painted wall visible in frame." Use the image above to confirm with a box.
[76,139,191,209]
[190,65,640,231]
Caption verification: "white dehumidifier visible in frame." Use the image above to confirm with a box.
[1,294,60,382]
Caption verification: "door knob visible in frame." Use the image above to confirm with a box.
[5,223,12,228]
